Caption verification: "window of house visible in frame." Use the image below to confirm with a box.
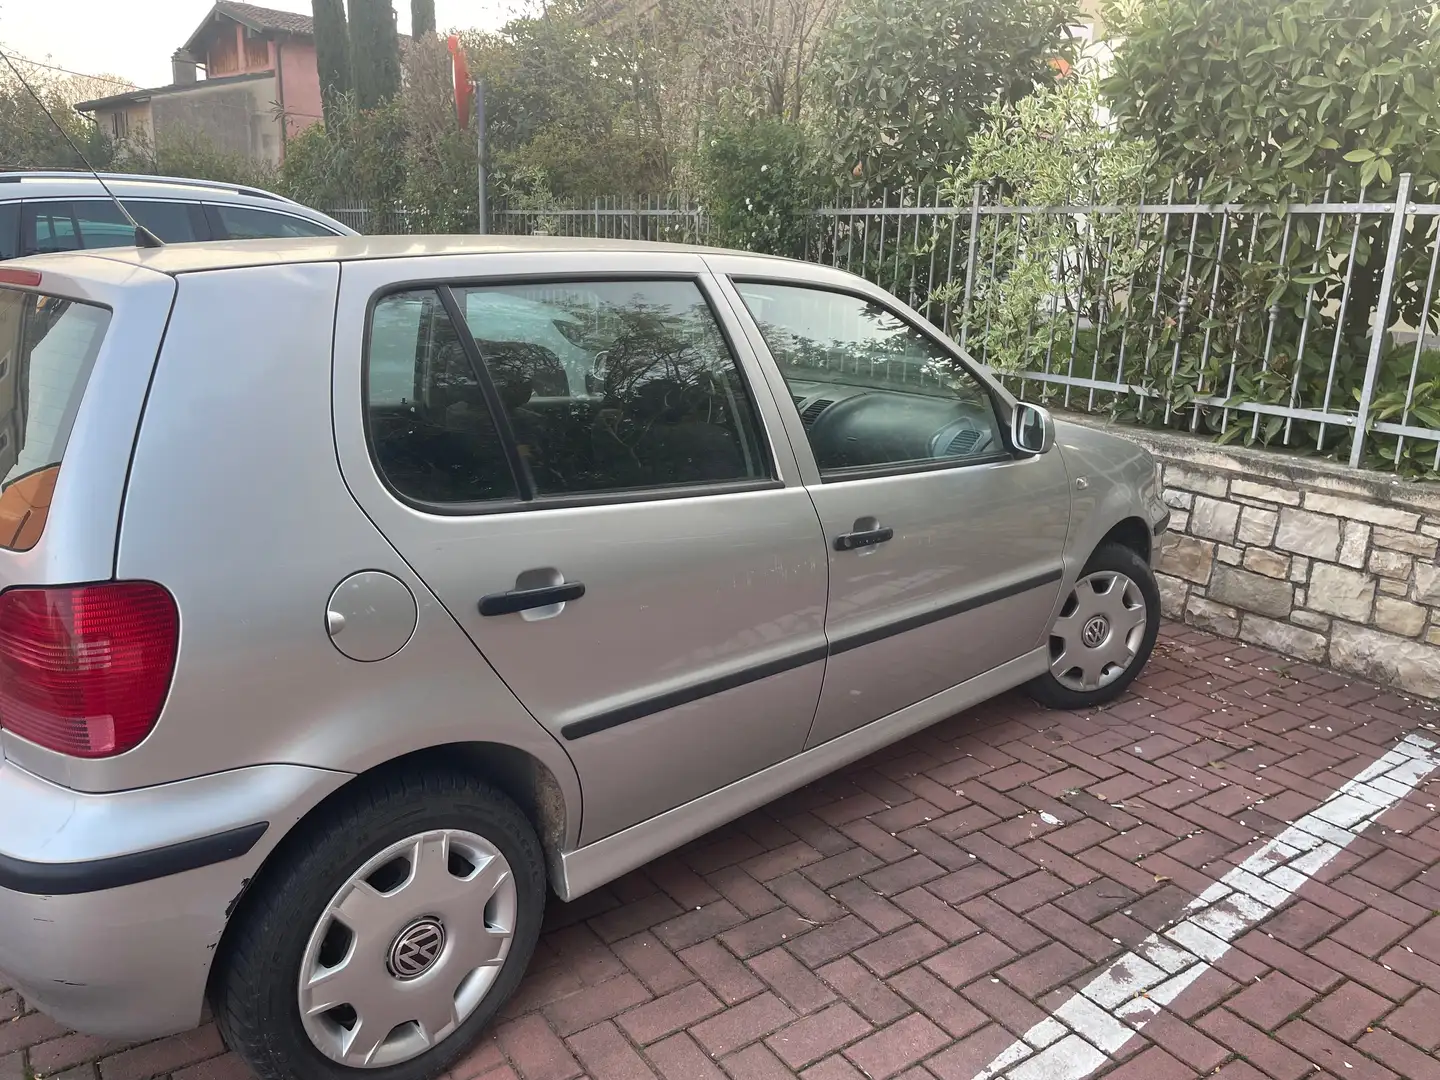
[364,281,769,507]
[734,282,1004,474]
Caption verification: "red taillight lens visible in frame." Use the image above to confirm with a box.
[0,582,178,758]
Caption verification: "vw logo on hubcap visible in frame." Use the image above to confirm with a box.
[1081,615,1109,648]
[388,918,446,979]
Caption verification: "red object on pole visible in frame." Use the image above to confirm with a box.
[449,34,473,129]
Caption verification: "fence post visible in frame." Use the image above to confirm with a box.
[1350,171,1413,468]
[475,78,487,234]
[959,183,982,350]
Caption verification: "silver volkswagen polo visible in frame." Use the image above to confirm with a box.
[0,236,1167,1080]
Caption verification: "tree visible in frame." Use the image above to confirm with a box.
[0,65,115,170]
[1102,0,1440,469]
[350,0,401,109]
[654,0,842,124]
[821,0,1080,190]
[464,3,671,198]
[399,34,476,230]
[311,0,351,127]
[411,0,437,37]
[699,117,822,254]
[939,66,1153,372]
[120,127,276,188]
[1103,0,1440,200]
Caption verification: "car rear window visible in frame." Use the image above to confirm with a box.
[0,288,111,550]
[209,204,338,239]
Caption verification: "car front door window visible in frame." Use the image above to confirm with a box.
[733,282,1005,475]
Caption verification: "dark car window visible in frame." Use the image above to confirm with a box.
[208,204,337,239]
[364,281,770,507]
[366,289,520,506]
[21,199,205,256]
[0,203,17,261]
[453,280,769,498]
[735,281,1004,475]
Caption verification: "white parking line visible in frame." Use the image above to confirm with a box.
[967,732,1440,1080]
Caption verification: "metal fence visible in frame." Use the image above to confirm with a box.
[807,178,1440,473]
[329,180,1440,474]
[488,194,712,245]
[324,201,423,234]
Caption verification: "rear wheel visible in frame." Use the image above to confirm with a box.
[1028,542,1159,710]
[214,770,545,1080]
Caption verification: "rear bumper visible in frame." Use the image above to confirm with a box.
[0,759,347,1039]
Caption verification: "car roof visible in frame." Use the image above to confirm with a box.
[4,171,296,204]
[13,234,798,276]
[0,172,354,232]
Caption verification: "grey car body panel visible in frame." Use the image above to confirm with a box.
[800,456,1068,747]
[0,258,175,672]
[0,236,1162,1043]
[14,262,583,843]
[1051,419,1168,575]
[0,759,349,1039]
[331,252,828,844]
[702,256,1070,747]
[558,646,1048,900]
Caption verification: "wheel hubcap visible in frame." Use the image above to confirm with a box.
[1081,615,1109,648]
[388,918,447,980]
[298,829,517,1069]
[1049,570,1148,693]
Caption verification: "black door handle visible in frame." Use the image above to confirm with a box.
[479,581,586,617]
[834,526,894,551]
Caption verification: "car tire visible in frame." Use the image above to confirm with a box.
[1027,542,1160,711]
[213,769,546,1080]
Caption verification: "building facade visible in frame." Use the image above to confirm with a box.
[75,2,323,166]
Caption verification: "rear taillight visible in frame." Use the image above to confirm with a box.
[0,582,178,758]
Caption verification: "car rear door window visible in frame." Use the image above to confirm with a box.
[208,204,337,239]
[454,280,768,497]
[733,282,1004,475]
[21,199,204,255]
[366,289,519,506]
[364,280,770,508]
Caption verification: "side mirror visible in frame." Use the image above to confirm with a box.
[1011,401,1055,455]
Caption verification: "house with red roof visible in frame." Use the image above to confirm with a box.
[75,2,323,165]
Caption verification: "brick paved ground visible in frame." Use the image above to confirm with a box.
[5,622,1440,1080]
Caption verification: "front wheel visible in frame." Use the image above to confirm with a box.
[213,770,546,1080]
[1028,542,1160,710]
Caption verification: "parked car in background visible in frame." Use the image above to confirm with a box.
[0,171,354,258]
[0,235,1167,1080]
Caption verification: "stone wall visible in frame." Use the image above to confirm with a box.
[1067,417,1440,699]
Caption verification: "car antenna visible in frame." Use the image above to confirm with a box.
[0,48,164,249]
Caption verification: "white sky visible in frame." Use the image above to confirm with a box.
[0,0,530,91]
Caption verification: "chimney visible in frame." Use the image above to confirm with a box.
[171,50,197,84]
